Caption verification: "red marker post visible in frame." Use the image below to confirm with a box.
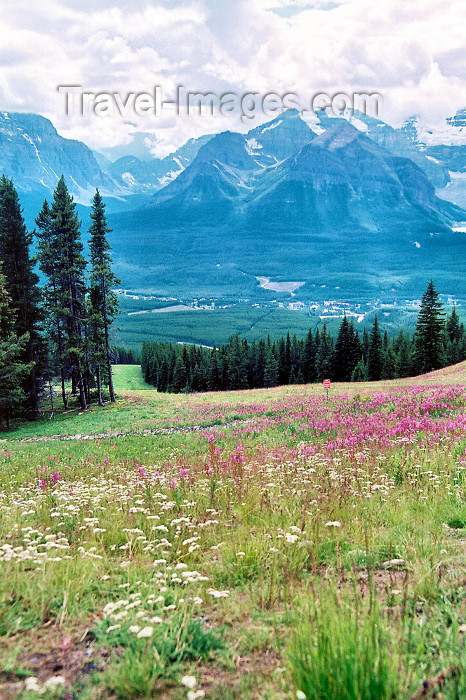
[323,378,331,400]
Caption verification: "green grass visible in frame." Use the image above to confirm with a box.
[289,583,464,700]
[112,364,154,391]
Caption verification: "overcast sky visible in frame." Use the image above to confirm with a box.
[0,0,464,158]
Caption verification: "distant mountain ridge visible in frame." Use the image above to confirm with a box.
[105,134,214,193]
[0,111,116,197]
[0,107,464,208]
[108,111,466,302]
[145,114,460,228]
[0,107,464,302]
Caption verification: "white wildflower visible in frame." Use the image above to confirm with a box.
[24,677,41,692]
[43,676,66,690]
[285,533,299,543]
[207,588,229,598]
[181,675,197,688]
[188,691,205,700]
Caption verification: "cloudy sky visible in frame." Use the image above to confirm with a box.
[0,0,464,158]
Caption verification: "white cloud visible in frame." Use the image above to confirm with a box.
[0,0,464,156]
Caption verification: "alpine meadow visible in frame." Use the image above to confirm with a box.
[0,1,465,699]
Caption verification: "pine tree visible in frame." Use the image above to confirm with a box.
[0,177,44,416]
[226,335,248,390]
[264,347,278,387]
[383,330,389,350]
[255,339,266,387]
[290,334,303,383]
[381,346,396,380]
[362,328,370,363]
[332,316,350,381]
[88,189,120,403]
[332,317,360,381]
[277,337,289,385]
[445,339,462,366]
[414,281,446,373]
[172,355,188,392]
[446,306,462,343]
[303,328,317,383]
[208,346,220,390]
[351,358,367,382]
[36,199,68,407]
[395,333,412,378]
[316,323,333,380]
[0,270,31,428]
[367,315,383,381]
[36,177,87,409]
[348,322,362,376]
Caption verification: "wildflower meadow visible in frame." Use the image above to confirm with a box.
[0,365,464,698]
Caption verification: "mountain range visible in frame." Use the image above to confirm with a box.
[108,111,465,301]
[0,108,465,302]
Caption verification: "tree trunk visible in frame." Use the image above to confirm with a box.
[30,364,39,419]
[60,367,68,409]
[76,365,87,410]
[104,320,115,402]
[96,364,103,406]
[71,371,77,396]
[56,316,68,409]
[49,379,55,419]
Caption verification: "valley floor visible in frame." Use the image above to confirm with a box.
[0,365,465,698]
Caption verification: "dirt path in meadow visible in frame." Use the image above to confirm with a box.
[11,418,250,444]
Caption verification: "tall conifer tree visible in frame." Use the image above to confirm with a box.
[36,177,87,409]
[414,281,445,373]
[0,176,43,416]
[367,314,383,381]
[0,269,31,428]
[88,190,119,403]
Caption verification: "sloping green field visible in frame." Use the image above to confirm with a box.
[0,365,464,698]
[112,364,154,391]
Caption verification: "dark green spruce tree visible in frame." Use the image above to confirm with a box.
[302,327,317,383]
[316,323,333,380]
[0,269,32,428]
[445,305,464,365]
[331,317,361,381]
[88,189,119,404]
[394,330,412,378]
[367,314,383,381]
[0,176,44,417]
[36,177,88,410]
[351,358,367,382]
[414,281,445,373]
[446,305,462,343]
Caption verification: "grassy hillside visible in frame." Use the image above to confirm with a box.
[112,364,154,392]
[0,366,464,698]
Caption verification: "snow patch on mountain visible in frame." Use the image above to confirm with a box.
[260,120,283,133]
[245,138,263,155]
[349,118,369,132]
